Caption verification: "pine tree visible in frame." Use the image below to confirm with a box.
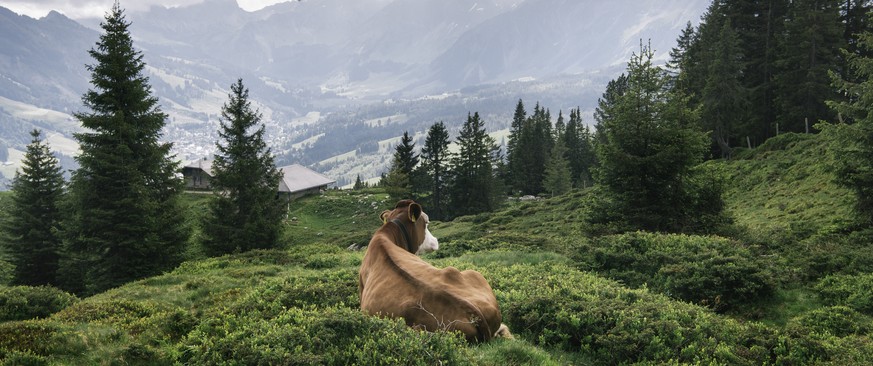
[418,122,452,220]
[61,3,187,294]
[542,137,571,197]
[1,130,64,286]
[506,99,526,194]
[353,174,366,190]
[826,26,873,225]
[701,20,749,158]
[384,131,419,201]
[593,42,714,233]
[449,112,502,217]
[594,74,629,145]
[774,0,844,133]
[564,108,596,188]
[202,79,285,256]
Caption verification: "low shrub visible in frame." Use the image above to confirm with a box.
[0,286,78,321]
[53,299,158,325]
[788,306,872,337]
[0,350,48,366]
[815,273,873,315]
[228,269,360,318]
[579,232,774,311]
[178,306,473,365]
[447,260,840,365]
[0,320,87,357]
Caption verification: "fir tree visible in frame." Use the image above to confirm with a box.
[384,131,419,201]
[826,26,873,225]
[564,108,596,188]
[449,112,502,217]
[701,20,749,157]
[774,0,844,133]
[592,42,714,233]
[506,99,527,193]
[1,130,64,286]
[202,79,285,256]
[418,122,452,220]
[61,3,187,294]
[353,174,366,190]
[542,137,572,197]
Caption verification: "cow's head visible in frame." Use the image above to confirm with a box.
[380,200,439,255]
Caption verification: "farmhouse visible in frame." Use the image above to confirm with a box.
[181,159,335,199]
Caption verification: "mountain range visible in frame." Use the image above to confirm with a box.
[0,0,709,188]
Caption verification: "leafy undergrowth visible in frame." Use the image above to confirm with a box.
[719,133,855,244]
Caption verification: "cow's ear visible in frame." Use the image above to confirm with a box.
[408,203,422,223]
[380,210,391,224]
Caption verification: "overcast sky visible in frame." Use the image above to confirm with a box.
[1,0,287,19]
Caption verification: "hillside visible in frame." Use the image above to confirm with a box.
[2,132,873,364]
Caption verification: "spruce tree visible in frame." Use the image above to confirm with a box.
[449,112,502,217]
[506,99,526,194]
[826,27,873,225]
[701,20,749,158]
[774,0,844,133]
[353,174,366,190]
[384,131,419,201]
[542,137,571,197]
[564,108,596,188]
[202,79,285,256]
[1,130,64,286]
[418,121,452,220]
[593,43,713,233]
[61,3,187,294]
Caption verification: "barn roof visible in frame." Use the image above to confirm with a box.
[183,159,213,176]
[278,164,335,193]
[183,160,334,194]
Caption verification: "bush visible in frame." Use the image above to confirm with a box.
[579,232,774,311]
[815,273,873,315]
[178,307,473,365]
[228,269,361,318]
[0,320,87,357]
[0,286,78,321]
[446,260,838,365]
[788,306,872,337]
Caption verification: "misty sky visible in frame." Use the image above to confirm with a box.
[1,0,287,19]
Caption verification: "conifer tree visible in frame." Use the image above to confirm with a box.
[564,108,596,187]
[542,137,571,197]
[506,99,526,193]
[202,79,285,256]
[383,131,419,202]
[826,26,873,225]
[701,20,749,158]
[774,0,844,133]
[353,174,366,190]
[449,112,502,217]
[593,43,713,233]
[61,3,187,294]
[1,130,64,286]
[418,122,452,220]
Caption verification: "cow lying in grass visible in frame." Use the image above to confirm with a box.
[358,200,512,342]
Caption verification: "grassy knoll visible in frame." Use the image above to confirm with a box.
[2,132,873,364]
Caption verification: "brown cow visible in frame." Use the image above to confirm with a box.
[359,200,512,342]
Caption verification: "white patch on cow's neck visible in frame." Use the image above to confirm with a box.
[416,222,439,255]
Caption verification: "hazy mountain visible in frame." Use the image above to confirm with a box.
[0,0,709,188]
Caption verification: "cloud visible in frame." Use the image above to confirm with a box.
[2,0,290,19]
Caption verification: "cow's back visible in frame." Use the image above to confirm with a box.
[359,238,503,342]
